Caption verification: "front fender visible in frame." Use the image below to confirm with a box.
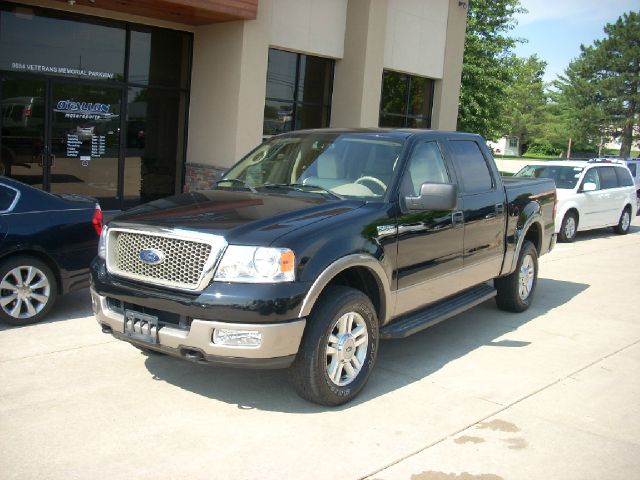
[298,254,393,323]
[556,200,580,233]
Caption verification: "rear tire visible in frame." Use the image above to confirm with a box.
[613,207,631,235]
[0,256,58,326]
[495,241,538,313]
[289,286,379,406]
[558,212,577,242]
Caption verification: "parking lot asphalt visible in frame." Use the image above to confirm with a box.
[1,219,639,480]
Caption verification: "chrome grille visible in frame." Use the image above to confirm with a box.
[107,229,225,291]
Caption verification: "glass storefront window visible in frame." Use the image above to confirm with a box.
[263,49,334,136]
[379,70,435,129]
[0,5,126,81]
[124,87,188,207]
[129,28,192,89]
[0,3,192,210]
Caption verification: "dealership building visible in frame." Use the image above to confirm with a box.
[0,0,467,210]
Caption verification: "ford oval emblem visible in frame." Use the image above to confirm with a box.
[139,249,165,265]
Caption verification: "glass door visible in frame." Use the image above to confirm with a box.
[0,78,47,188]
[49,81,122,208]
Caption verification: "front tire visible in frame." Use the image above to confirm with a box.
[613,207,631,235]
[495,241,538,313]
[289,286,379,406]
[558,212,578,242]
[0,256,58,326]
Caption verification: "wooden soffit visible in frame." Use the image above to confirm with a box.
[51,0,258,25]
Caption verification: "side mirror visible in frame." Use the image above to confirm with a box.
[403,182,458,212]
[582,182,597,192]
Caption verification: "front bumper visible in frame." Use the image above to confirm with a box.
[91,288,306,369]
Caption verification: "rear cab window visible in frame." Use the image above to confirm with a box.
[446,140,493,193]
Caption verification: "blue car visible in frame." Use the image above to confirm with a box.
[0,177,101,325]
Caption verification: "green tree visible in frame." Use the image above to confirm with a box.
[502,54,547,149]
[555,11,640,157]
[457,0,525,140]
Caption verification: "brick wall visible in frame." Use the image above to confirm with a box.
[183,163,225,192]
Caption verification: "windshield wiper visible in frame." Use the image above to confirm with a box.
[215,178,258,193]
[261,183,343,200]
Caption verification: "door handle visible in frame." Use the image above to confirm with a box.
[452,210,464,228]
[495,203,505,215]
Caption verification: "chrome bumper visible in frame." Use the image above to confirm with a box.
[91,288,306,369]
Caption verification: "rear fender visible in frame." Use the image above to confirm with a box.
[501,202,542,276]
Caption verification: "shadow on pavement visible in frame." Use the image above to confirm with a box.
[572,224,639,242]
[142,277,589,413]
[0,288,92,331]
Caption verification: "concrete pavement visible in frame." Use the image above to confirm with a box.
[1,220,639,480]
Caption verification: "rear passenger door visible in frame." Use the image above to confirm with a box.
[445,139,505,282]
[581,166,623,227]
[596,166,625,226]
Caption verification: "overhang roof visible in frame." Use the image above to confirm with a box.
[50,0,258,25]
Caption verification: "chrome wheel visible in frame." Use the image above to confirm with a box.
[325,311,369,386]
[0,266,51,320]
[518,254,535,301]
[621,210,631,231]
[564,215,576,239]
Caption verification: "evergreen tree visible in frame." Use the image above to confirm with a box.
[502,54,547,151]
[555,11,640,157]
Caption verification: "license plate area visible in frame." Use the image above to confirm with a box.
[124,309,159,344]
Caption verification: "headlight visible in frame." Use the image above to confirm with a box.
[214,246,295,283]
[98,226,108,259]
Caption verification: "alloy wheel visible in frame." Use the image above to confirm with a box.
[518,254,535,301]
[325,311,369,386]
[0,266,51,319]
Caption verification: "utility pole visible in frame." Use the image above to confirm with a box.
[598,136,603,157]
[567,137,572,159]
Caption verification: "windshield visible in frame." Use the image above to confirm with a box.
[515,165,584,189]
[221,133,405,199]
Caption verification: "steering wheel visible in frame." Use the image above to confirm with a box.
[355,176,386,195]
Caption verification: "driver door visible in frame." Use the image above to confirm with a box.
[395,140,463,315]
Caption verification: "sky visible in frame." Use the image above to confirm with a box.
[510,0,639,84]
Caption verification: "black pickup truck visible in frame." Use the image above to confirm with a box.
[91,129,556,405]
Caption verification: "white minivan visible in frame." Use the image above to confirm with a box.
[515,160,637,242]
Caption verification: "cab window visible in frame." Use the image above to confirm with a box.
[402,142,450,196]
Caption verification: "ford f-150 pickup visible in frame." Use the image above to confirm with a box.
[91,129,556,405]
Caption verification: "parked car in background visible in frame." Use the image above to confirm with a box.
[621,158,640,211]
[0,177,102,325]
[515,160,637,242]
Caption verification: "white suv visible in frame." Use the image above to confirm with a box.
[515,160,637,242]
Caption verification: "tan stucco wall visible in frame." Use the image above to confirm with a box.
[383,0,448,79]
[268,0,348,58]
[431,0,467,131]
[330,0,388,128]
[187,2,271,170]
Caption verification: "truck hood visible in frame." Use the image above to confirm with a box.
[110,189,366,245]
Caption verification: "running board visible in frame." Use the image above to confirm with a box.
[380,283,497,339]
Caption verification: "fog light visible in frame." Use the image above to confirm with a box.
[212,328,262,347]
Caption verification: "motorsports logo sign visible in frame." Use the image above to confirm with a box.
[54,100,119,120]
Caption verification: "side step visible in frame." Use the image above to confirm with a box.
[380,283,497,339]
